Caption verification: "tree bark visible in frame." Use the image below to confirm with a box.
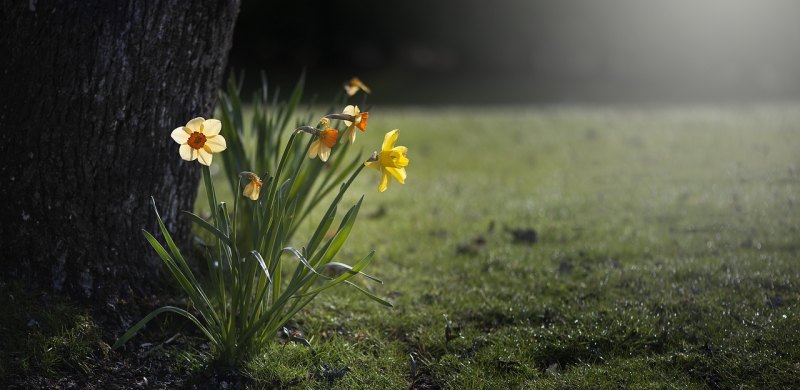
[0,1,241,304]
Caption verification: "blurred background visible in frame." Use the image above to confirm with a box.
[229,0,800,105]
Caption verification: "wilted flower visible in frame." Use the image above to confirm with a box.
[365,129,409,192]
[343,77,371,96]
[240,172,263,200]
[170,117,227,166]
[308,128,339,162]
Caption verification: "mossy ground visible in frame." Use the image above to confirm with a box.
[3,105,799,388]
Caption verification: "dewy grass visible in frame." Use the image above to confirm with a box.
[113,79,403,368]
[106,101,800,386]
[277,105,799,388]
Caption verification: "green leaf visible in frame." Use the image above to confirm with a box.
[112,306,218,350]
[250,250,272,284]
[283,247,325,277]
[343,281,393,307]
[182,211,234,248]
[314,196,363,267]
[299,251,376,297]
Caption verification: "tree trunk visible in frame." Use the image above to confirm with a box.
[0,1,241,304]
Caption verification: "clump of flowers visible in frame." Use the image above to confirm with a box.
[115,78,409,368]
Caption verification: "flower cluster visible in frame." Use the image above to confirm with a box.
[122,78,407,368]
[169,86,409,194]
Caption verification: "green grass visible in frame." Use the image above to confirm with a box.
[249,104,800,388]
[0,282,109,381]
[6,104,799,388]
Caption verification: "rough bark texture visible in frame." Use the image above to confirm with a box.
[0,1,241,304]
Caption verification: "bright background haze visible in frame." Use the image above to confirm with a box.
[229,0,800,104]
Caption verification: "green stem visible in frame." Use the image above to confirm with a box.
[202,165,219,227]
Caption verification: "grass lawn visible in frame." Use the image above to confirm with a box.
[3,104,799,388]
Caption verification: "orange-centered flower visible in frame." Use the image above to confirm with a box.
[341,105,369,144]
[308,128,339,162]
[170,117,227,166]
[365,129,409,192]
[343,77,371,96]
[240,172,263,201]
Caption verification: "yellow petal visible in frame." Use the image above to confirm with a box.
[364,160,380,170]
[308,140,320,159]
[202,119,222,136]
[204,135,227,152]
[243,182,260,200]
[378,170,390,192]
[186,117,205,133]
[385,167,406,184]
[179,144,196,161]
[382,129,399,151]
[171,127,191,144]
[198,148,213,166]
[392,149,409,167]
[355,79,371,94]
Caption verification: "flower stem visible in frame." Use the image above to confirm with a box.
[202,165,219,227]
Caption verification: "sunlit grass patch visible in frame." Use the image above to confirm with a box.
[187,103,799,387]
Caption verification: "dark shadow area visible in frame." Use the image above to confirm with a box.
[229,0,800,104]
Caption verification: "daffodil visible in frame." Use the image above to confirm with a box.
[240,172,263,200]
[343,77,371,96]
[365,129,409,192]
[308,128,339,162]
[341,105,369,144]
[170,117,227,166]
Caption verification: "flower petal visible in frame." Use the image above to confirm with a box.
[308,140,320,159]
[382,129,399,151]
[319,146,331,162]
[342,105,357,127]
[171,127,191,144]
[202,119,222,136]
[243,182,260,200]
[198,148,213,166]
[186,117,204,133]
[364,160,380,170]
[385,167,406,184]
[378,170,390,192]
[204,135,227,152]
[179,144,196,161]
[348,127,357,144]
[344,85,359,97]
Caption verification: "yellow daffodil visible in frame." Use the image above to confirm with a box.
[308,128,339,162]
[170,117,227,166]
[365,129,409,192]
[240,172,263,200]
[343,77,371,96]
[341,105,369,144]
